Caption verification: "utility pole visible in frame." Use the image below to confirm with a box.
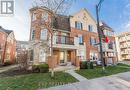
[96,0,105,70]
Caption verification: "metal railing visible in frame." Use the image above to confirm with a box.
[55,35,74,45]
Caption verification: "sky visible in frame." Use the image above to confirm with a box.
[0,0,130,41]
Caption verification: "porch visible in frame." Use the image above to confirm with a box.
[47,49,80,70]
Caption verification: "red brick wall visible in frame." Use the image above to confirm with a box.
[0,31,16,64]
[71,27,99,60]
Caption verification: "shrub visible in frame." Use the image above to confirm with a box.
[3,61,12,66]
[38,64,49,73]
[80,61,88,69]
[32,64,49,73]
[90,61,94,69]
[32,65,40,73]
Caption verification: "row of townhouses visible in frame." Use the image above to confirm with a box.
[27,7,117,68]
[0,26,16,65]
[0,7,129,68]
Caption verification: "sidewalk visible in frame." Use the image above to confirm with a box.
[40,72,130,90]
[66,70,88,81]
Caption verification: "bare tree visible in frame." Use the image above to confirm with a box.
[32,0,76,77]
[17,51,28,70]
[33,0,76,15]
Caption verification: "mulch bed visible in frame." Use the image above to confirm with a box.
[0,68,32,77]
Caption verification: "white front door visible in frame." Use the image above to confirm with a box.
[39,49,46,62]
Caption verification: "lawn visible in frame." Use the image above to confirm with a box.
[0,72,77,90]
[76,64,130,79]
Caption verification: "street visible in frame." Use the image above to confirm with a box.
[41,72,130,90]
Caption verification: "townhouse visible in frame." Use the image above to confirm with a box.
[28,7,117,68]
[115,31,130,61]
[0,26,16,65]
[100,22,117,65]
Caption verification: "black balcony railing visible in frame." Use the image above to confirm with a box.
[56,35,74,45]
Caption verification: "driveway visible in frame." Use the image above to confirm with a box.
[41,72,130,90]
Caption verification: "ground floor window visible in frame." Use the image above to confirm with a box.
[39,49,46,62]
[90,52,98,61]
[30,50,34,61]
[77,50,85,60]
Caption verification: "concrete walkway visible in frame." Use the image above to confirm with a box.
[66,70,88,81]
[118,61,130,66]
[40,72,130,90]
[0,64,18,73]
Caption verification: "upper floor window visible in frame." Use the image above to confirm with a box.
[104,30,114,36]
[90,37,96,45]
[31,29,35,40]
[32,13,36,21]
[42,12,48,21]
[108,41,113,49]
[88,25,93,32]
[75,21,82,30]
[40,29,47,40]
[78,35,83,44]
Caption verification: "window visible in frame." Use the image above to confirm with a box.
[108,41,113,49]
[30,50,34,61]
[78,50,85,60]
[75,21,82,29]
[90,52,98,61]
[88,25,93,32]
[32,13,36,21]
[39,49,46,62]
[42,12,48,21]
[78,35,83,44]
[31,29,35,40]
[40,29,47,40]
[90,37,96,45]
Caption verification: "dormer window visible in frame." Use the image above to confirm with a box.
[42,12,48,21]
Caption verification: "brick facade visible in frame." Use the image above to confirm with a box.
[28,7,117,68]
[0,26,16,65]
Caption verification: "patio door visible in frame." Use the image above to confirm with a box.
[60,51,65,63]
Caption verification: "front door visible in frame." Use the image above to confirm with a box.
[60,51,65,63]
[67,51,71,62]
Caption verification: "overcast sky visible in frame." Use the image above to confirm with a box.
[0,0,130,41]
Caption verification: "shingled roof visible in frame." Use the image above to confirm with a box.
[0,26,13,35]
[101,22,114,32]
[52,14,70,31]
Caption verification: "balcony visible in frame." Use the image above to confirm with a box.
[55,35,74,45]
[53,35,85,50]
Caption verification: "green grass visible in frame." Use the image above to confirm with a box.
[76,64,130,79]
[0,72,77,90]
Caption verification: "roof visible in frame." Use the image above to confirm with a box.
[52,14,70,31]
[0,26,13,35]
[71,8,97,23]
[30,6,53,14]
[101,22,114,32]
